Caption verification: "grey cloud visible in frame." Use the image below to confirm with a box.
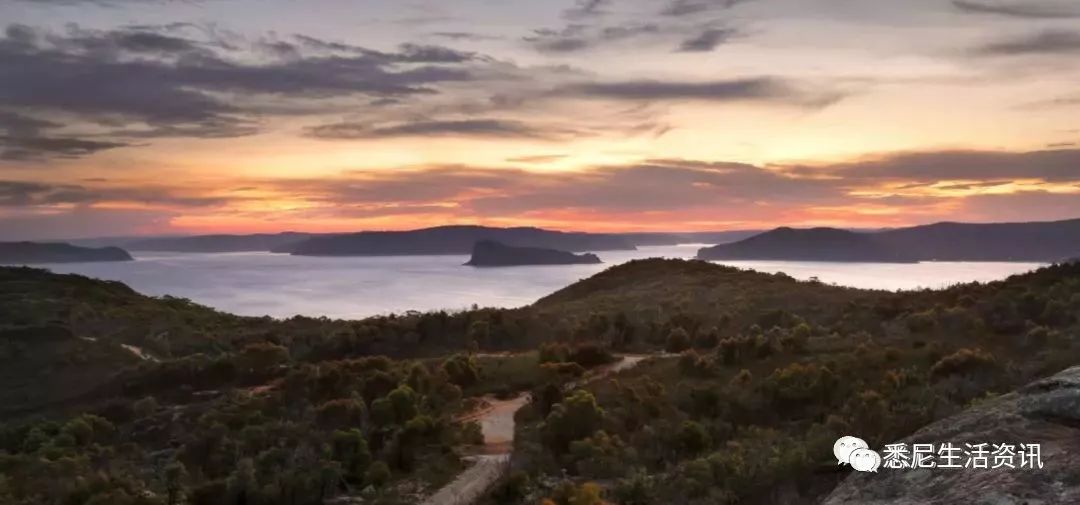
[262,159,842,219]
[13,0,159,4]
[952,1,1080,19]
[506,154,568,163]
[430,32,502,42]
[526,0,749,55]
[975,30,1080,55]
[0,111,57,137]
[661,0,750,17]
[0,179,228,207]
[306,119,557,140]
[525,22,661,53]
[677,27,737,52]
[960,190,1080,223]
[395,43,477,63]
[1019,94,1080,109]
[58,27,207,56]
[467,160,840,215]
[788,149,1080,183]
[0,23,491,159]
[6,147,1080,230]
[563,0,613,20]
[0,110,128,161]
[0,180,55,206]
[0,136,128,161]
[935,180,1013,191]
[292,34,369,54]
[281,166,526,205]
[561,77,843,107]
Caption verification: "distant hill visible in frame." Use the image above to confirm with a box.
[617,230,763,246]
[698,218,1080,262]
[696,227,917,263]
[125,232,320,253]
[0,242,133,264]
[288,225,635,256]
[874,219,1080,261]
[465,240,602,267]
[73,228,756,254]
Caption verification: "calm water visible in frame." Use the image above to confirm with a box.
[21,245,1044,319]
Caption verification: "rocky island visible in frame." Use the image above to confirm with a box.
[0,242,133,264]
[464,240,602,267]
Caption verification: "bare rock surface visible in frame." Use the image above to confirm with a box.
[822,366,1080,505]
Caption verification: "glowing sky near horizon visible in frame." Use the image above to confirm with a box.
[0,0,1078,239]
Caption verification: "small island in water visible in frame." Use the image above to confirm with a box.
[0,242,134,264]
[465,240,602,267]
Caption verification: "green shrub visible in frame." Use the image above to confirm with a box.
[364,461,391,488]
[666,327,691,353]
[930,348,998,379]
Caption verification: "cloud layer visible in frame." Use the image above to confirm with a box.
[4,148,1076,238]
[1,0,1079,237]
[0,23,487,160]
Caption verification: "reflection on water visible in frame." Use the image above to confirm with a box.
[24,245,1044,319]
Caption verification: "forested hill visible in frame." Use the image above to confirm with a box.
[4,259,1077,419]
[2,260,1080,504]
[698,217,1080,262]
[508,259,1080,505]
[695,227,918,262]
[124,232,319,253]
[0,242,133,264]
[287,225,636,256]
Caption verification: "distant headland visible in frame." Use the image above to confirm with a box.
[0,242,133,264]
[698,218,1080,263]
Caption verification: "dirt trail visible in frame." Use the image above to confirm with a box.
[121,343,158,362]
[420,354,656,505]
[420,454,509,505]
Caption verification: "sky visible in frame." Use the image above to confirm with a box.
[0,0,1078,239]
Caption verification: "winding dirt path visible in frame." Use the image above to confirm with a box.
[419,354,655,505]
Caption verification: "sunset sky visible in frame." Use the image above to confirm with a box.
[1,0,1078,239]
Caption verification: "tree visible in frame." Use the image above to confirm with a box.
[236,343,289,375]
[164,461,187,505]
[406,363,430,393]
[61,414,114,446]
[569,343,615,368]
[665,327,691,353]
[386,385,419,424]
[466,320,489,351]
[930,348,998,379]
[316,397,366,430]
[544,390,604,452]
[369,397,395,429]
[552,481,604,505]
[364,461,391,488]
[133,396,158,418]
[227,458,258,505]
[442,354,479,387]
[678,421,711,455]
[693,326,720,349]
[332,429,371,483]
[612,469,656,505]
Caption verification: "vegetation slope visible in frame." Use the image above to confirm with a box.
[1,259,1079,505]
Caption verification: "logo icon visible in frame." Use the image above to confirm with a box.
[849,448,882,472]
[833,436,868,466]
